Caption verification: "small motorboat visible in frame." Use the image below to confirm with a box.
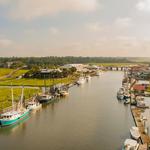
[130,126,140,140]
[27,101,42,111]
[86,75,91,81]
[122,139,139,150]
[76,77,85,85]
[37,94,52,104]
[124,99,130,105]
[137,101,149,108]
[59,90,69,96]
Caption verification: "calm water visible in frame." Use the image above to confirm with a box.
[0,72,134,150]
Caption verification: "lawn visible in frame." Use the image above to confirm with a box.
[0,68,13,77]
[0,68,28,79]
[0,76,76,86]
[0,88,40,111]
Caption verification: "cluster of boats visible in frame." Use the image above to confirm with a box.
[0,86,69,127]
[122,126,140,150]
[76,75,91,85]
[117,86,131,104]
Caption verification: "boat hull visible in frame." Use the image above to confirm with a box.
[0,110,29,127]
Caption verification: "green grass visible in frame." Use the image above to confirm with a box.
[0,88,40,111]
[0,76,76,86]
[0,68,13,77]
[0,68,28,79]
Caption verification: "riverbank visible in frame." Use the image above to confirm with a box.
[119,67,150,149]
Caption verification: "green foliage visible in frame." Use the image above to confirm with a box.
[0,57,132,68]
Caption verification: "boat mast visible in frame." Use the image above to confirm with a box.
[11,85,14,111]
[20,86,24,109]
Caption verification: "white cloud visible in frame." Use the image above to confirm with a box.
[86,22,105,32]
[114,17,132,28]
[0,39,13,47]
[7,0,98,21]
[136,0,150,12]
[49,27,59,35]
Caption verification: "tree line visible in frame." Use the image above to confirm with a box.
[0,57,132,68]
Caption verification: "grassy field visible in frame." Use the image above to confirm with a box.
[0,68,13,77]
[0,76,76,86]
[0,88,40,111]
[0,68,28,78]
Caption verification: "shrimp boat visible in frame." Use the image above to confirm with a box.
[122,139,139,150]
[0,87,29,127]
[130,126,140,140]
[27,97,42,111]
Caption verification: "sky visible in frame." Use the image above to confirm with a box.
[0,0,150,57]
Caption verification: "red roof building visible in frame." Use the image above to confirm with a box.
[133,84,146,91]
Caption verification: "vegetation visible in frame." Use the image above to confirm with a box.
[0,57,133,68]
[0,76,77,87]
[0,68,28,79]
[0,68,13,77]
[0,88,40,111]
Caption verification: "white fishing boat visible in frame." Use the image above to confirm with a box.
[96,71,101,76]
[59,90,69,96]
[130,126,140,140]
[77,77,85,85]
[122,139,139,150]
[86,75,91,81]
[27,98,42,111]
[137,100,148,108]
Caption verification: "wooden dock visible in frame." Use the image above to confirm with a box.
[138,144,147,150]
[131,107,150,148]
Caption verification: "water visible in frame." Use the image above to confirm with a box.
[0,72,134,150]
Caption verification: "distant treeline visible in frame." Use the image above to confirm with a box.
[0,57,132,68]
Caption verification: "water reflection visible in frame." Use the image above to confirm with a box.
[0,115,29,136]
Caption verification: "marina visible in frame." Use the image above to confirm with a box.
[0,72,134,150]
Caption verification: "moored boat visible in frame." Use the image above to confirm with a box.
[86,75,91,81]
[59,90,69,96]
[130,126,140,140]
[37,94,52,104]
[77,77,85,85]
[27,101,42,110]
[122,139,139,150]
[0,87,29,127]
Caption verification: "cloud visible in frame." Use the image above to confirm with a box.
[7,0,98,21]
[136,0,150,12]
[0,39,13,48]
[114,17,132,28]
[0,0,11,5]
[49,27,59,35]
[86,22,105,32]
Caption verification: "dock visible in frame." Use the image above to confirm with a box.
[138,144,147,150]
[131,107,150,147]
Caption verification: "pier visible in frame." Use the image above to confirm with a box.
[131,107,150,149]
